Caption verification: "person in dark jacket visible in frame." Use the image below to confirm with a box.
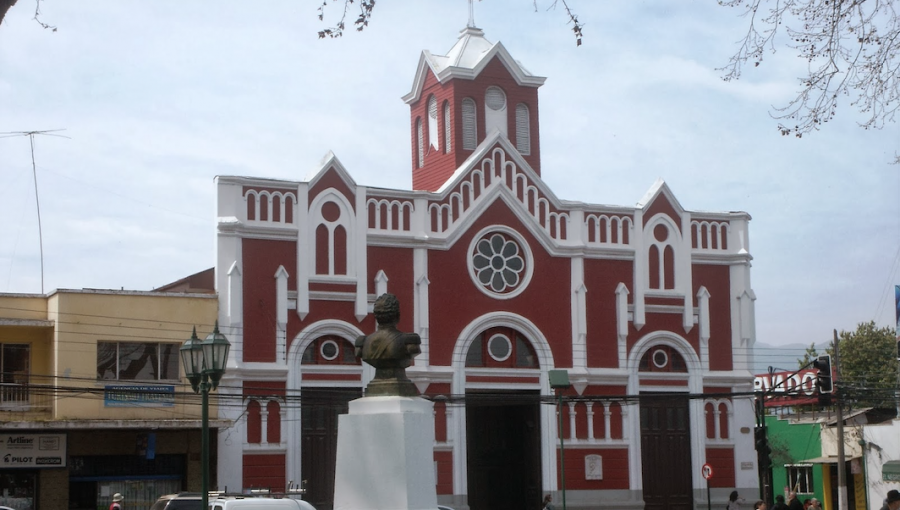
[787,492,803,510]
[881,490,900,510]
[772,494,788,510]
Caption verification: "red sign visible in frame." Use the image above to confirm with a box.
[753,369,819,407]
[701,463,713,480]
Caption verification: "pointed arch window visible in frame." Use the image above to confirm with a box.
[648,223,676,290]
[484,86,508,137]
[515,103,530,155]
[462,97,477,150]
[416,117,424,168]
[314,198,351,277]
[443,100,452,153]
[427,95,439,150]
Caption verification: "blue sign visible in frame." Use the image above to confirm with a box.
[104,385,175,407]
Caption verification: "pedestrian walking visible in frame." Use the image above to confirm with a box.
[772,494,788,510]
[109,493,123,510]
[543,494,555,510]
[727,491,743,510]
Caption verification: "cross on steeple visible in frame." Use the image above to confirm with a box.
[467,0,476,28]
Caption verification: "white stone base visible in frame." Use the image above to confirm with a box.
[333,396,438,510]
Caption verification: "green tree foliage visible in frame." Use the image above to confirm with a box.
[797,342,818,369]
[827,321,898,409]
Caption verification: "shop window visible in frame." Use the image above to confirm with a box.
[786,464,814,494]
[97,342,180,381]
[1,344,30,403]
[0,470,36,509]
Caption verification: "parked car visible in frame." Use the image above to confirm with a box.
[209,496,316,510]
[150,493,203,510]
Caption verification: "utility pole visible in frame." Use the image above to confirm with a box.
[833,329,847,510]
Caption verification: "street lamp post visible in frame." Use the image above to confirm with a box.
[181,322,230,510]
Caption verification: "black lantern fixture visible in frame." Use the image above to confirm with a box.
[181,321,230,510]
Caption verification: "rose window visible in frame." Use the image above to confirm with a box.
[472,233,525,294]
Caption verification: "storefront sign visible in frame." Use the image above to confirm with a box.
[0,433,66,468]
[753,369,819,407]
[104,385,175,407]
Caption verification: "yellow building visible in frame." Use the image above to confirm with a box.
[0,287,220,510]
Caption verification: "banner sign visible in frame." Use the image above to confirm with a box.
[753,369,819,407]
[0,434,66,468]
[104,385,175,407]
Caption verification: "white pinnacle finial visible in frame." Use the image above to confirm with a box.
[467,0,475,28]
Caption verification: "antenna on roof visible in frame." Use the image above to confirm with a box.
[467,0,476,28]
[0,129,69,293]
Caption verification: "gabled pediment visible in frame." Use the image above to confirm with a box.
[636,178,685,217]
[306,150,358,192]
[402,27,546,104]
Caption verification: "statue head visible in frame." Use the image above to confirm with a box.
[373,293,400,326]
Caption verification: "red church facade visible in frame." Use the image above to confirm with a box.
[212,26,759,510]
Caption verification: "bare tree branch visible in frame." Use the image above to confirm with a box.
[720,0,900,138]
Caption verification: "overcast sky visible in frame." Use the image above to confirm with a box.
[1,1,898,352]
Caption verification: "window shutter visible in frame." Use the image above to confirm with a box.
[515,103,530,155]
[443,101,452,153]
[427,95,439,149]
[462,98,477,150]
[416,118,424,168]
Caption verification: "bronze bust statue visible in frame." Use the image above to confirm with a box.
[355,293,421,396]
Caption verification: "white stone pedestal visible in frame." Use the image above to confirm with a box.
[333,396,438,510]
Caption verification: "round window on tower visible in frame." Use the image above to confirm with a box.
[485,86,507,111]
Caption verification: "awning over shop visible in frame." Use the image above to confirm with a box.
[799,456,861,464]
[883,460,900,482]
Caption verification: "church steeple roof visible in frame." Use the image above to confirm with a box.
[402,26,546,104]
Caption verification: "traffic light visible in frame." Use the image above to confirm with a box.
[755,426,772,470]
[812,354,833,394]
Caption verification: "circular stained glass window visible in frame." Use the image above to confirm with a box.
[468,227,533,299]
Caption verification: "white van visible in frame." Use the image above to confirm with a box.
[209,496,316,510]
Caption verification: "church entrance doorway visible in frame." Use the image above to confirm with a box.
[301,387,361,510]
[465,391,542,510]
[639,393,693,510]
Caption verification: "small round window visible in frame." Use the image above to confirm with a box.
[487,334,512,362]
[320,340,340,361]
[485,86,507,111]
[652,349,668,369]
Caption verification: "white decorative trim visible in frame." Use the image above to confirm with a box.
[355,187,368,321]
[374,270,389,298]
[296,182,310,320]
[227,261,242,326]
[275,265,289,364]
[615,283,629,368]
